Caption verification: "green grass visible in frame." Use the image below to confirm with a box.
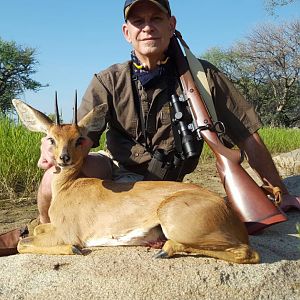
[1,114,299,199]
[259,127,300,154]
[0,116,43,198]
[199,127,300,161]
[297,223,300,252]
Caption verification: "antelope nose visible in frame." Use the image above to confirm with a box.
[60,154,70,164]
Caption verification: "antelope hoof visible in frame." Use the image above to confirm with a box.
[72,245,83,255]
[153,250,170,259]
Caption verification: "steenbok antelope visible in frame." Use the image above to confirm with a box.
[12,98,260,263]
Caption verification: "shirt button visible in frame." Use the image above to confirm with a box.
[135,153,139,157]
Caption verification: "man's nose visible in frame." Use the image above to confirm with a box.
[142,22,154,32]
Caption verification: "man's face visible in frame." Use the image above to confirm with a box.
[122,1,176,61]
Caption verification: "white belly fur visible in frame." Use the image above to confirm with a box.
[85,228,159,247]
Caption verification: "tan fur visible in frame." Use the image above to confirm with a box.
[12,99,260,263]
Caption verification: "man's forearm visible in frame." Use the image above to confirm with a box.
[238,132,289,194]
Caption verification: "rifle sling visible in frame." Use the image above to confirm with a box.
[175,30,218,124]
[131,75,152,154]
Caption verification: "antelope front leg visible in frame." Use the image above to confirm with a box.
[17,226,82,255]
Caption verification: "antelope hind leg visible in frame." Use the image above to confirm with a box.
[221,244,260,264]
[154,240,260,264]
[182,244,260,264]
[156,190,260,263]
[18,227,82,255]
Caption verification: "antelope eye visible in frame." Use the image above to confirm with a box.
[47,137,55,145]
[75,137,85,147]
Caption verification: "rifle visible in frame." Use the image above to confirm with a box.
[170,31,287,234]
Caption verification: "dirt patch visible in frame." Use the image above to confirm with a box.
[0,197,37,232]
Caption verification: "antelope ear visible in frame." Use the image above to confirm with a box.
[12,99,53,134]
[78,104,107,133]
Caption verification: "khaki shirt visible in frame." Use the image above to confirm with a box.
[78,60,261,174]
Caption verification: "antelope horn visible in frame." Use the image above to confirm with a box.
[55,91,60,125]
[73,90,78,126]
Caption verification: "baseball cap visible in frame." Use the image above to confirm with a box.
[124,0,171,20]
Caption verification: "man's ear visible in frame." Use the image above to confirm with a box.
[12,99,53,134]
[122,23,132,43]
[78,103,107,133]
[169,16,176,38]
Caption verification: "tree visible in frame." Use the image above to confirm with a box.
[0,38,46,113]
[202,20,300,127]
[236,21,300,126]
[264,0,299,15]
[202,47,261,114]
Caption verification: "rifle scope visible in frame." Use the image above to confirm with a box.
[170,94,199,159]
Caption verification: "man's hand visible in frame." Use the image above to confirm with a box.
[37,136,55,170]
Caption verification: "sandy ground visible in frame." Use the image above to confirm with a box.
[0,151,299,300]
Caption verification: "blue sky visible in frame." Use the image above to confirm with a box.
[1,0,299,121]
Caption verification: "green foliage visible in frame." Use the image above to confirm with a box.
[259,127,300,154]
[0,37,47,113]
[297,223,300,236]
[201,47,229,69]
[297,223,300,252]
[47,113,63,124]
[0,115,43,198]
[259,128,300,153]
[92,133,107,152]
[199,127,300,161]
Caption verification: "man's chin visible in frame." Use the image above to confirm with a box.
[139,43,165,55]
[137,49,167,64]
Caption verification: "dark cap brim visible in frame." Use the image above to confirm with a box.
[124,0,170,20]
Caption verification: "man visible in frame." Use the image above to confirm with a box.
[32,0,300,222]
[1,0,299,255]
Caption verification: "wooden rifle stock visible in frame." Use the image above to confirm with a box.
[170,33,287,234]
